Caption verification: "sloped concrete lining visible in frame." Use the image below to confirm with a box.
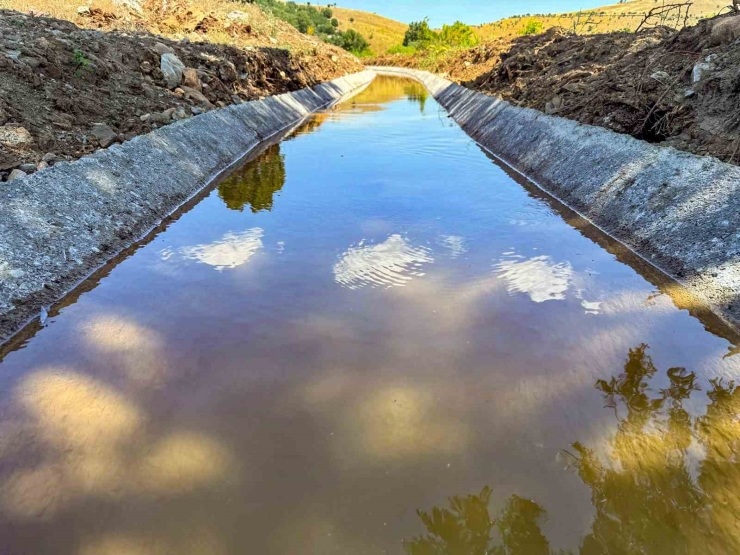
[0,70,376,340]
[372,66,740,332]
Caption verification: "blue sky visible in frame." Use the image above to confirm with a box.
[334,0,600,27]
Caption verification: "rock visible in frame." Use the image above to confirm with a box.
[464,61,472,68]
[269,37,278,44]
[279,70,286,79]
[173,106,189,120]
[173,88,185,98]
[160,52,185,89]
[191,106,204,115]
[692,61,714,83]
[231,95,243,105]
[684,89,696,98]
[562,82,587,93]
[226,10,250,23]
[77,5,91,15]
[545,95,564,115]
[650,70,671,84]
[8,169,27,181]
[0,125,33,148]
[113,0,143,15]
[139,113,151,122]
[36,160,49,170]
[182,67,201,91]
[179,85,213,108]
[153,42,175,56]
[711,16,740,45]
[18,163,36,172]
[140,60,152,74]
[42,152,57,163]
[90,123,118,148]
[35,37,51,50]
[149,111,170,124]
[331,55,338,62]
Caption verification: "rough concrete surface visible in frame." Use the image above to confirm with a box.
[0,70,375,341]
[373,66,740,332]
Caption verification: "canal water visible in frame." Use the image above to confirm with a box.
[1,76,740,554]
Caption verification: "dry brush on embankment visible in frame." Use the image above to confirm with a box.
[373,14,740,166]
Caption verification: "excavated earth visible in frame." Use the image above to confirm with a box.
[0,8,361,177]
[373,14,740,165]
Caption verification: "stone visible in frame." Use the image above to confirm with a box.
[140,60,152,74]
[42,152,57,163]
[7,169,27,181]
[650,70,671,84]
[692,61,714,83]
[269,37,278,44]
[545,95,564,115]
[90,123,118,148]
[153,42,175,56]
[77,5,91,15]
[684,89,696,98]
[139,113,151,122]
[182,67,201,91]
[173,88,185,97]
[36,160,49,170]
[179,85,213,108]
[18,163,36,172]
[711,16,740,45]
[0,125,33,147]
[331,55,338,62]
[160,52,185,89]
[173,106,189,120]
[226,10,250,23]
[191,106,204,115]
[231,95,243,105]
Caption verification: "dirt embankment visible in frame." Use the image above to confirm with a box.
[373,14,740,165]
[0,6,361,179]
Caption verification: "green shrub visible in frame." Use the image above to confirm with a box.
[439,21,478,47]
[519,20,544,35]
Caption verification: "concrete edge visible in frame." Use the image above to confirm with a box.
[0,69,377,342]
[371,66,740,333]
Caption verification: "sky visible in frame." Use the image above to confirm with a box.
[334,0,600,27]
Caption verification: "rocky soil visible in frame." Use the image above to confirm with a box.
[0,8,361,179]
[373,14,740,165]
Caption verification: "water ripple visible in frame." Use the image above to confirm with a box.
[334,235,434,290]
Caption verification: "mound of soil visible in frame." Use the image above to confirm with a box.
[375,14,740,165]
[0,8,361,178]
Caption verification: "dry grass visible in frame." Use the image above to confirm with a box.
[0,0,338,54]
[474,0,727,39]
[332,6,407,55]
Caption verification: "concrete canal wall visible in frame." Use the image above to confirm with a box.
[373,66,740,333]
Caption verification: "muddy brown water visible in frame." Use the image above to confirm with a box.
[2,76,740,554]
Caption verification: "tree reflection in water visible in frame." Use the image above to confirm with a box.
[406,345,740,554]
[217,144,286,213]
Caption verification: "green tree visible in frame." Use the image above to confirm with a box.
[439,21,478,47]
[403,17,437,47]
[217,145,286,213]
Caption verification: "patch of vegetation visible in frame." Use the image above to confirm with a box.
[400,18,478,51]
[73,49,93,76]
[519,19,544,35]
[253,0,370,55]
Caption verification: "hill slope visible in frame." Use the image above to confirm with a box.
[476,0,725,39]
[332,7,407,54]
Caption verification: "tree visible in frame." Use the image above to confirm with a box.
[403,17,436,46]
[331,17,338,27]
[439,21,478,47]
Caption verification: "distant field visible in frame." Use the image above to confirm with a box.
[332,7,407,55]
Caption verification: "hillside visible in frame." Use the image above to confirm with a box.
[0,1,361,178]
[475,0,725,38]
[332,7,407,55]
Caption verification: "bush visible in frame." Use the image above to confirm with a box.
[328,28,369,54]
[403,18,436,46]
[439,21,478,47]
[387,44,417,55]
[519,20,544,35]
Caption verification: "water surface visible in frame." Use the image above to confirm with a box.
[1,76,740,554]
